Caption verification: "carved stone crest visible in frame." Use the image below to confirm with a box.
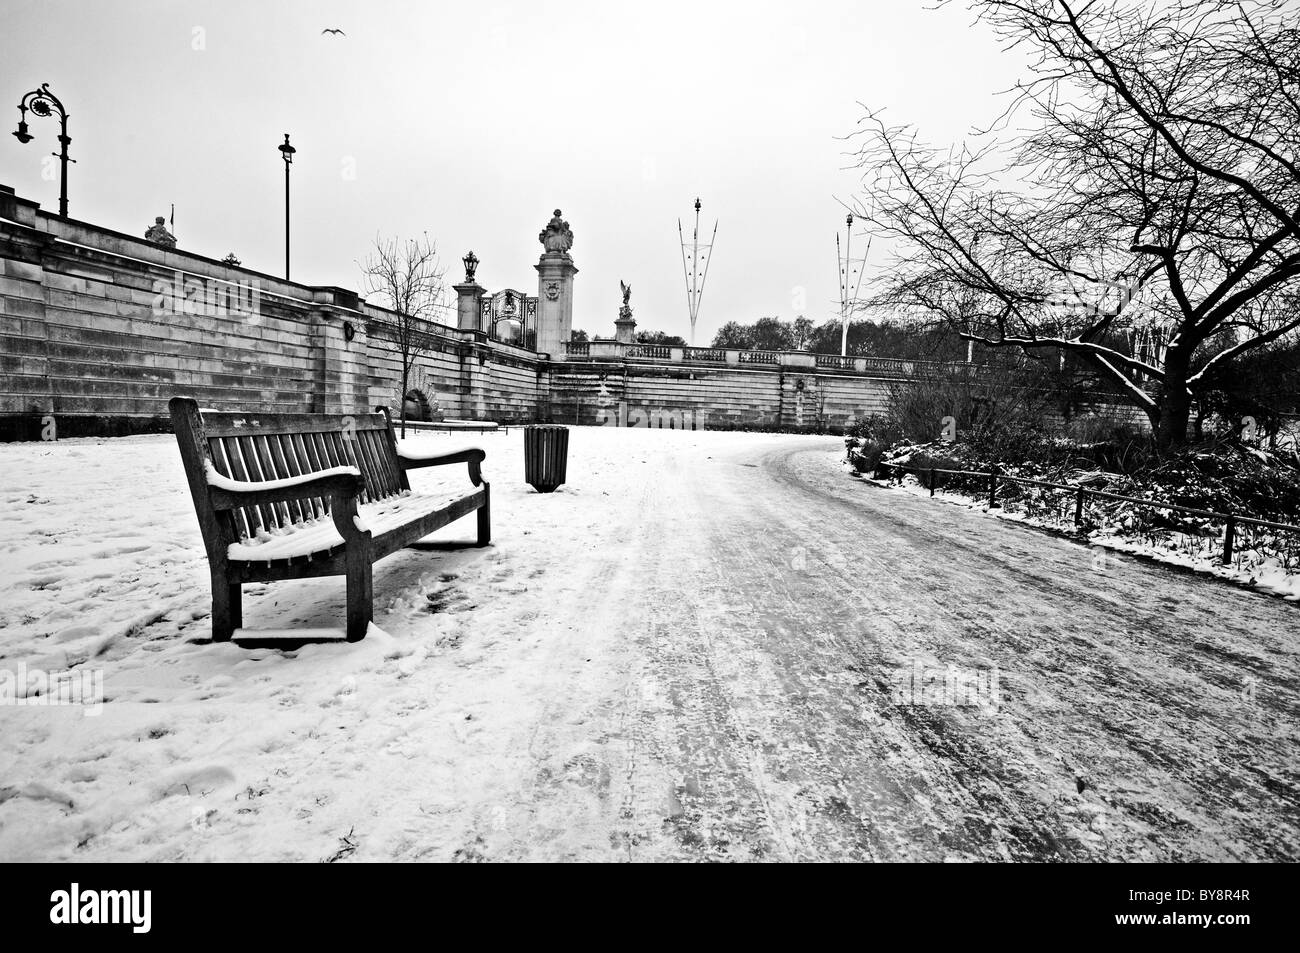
[545,280,560,301]
[539,209,574,256]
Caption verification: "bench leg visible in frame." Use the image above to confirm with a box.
[477,482,491,546]
[345,548,373,642]
[211,573,241,642]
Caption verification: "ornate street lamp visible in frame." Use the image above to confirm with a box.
[278,133,296,279]
[462,250,479,283]
[13,83,73,217]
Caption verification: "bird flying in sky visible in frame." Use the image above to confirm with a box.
[321,28,345,36]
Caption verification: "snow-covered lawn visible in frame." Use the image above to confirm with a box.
[2,426,1297,861]
[0,428,830,860]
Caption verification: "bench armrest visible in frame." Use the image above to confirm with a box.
[205,462,366,511]
[396,447,487,486]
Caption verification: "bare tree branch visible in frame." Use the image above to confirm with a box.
[359,233,447,437]
[852,0,1300,445]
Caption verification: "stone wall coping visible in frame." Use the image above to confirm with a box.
[560,338,1006,379]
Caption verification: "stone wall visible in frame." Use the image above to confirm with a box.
[0,182,1148,441]
[0,185,543,439]
[545,361,895,430]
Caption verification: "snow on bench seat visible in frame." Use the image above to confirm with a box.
[227,489,470,562]
[205,460,361,493]
[395,442,485,462]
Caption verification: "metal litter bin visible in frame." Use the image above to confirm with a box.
[524,425,569,493]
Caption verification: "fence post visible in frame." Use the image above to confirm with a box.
[988,473,999,508]
[1222,516,1236,565]
[928,468,935,497]
[1074,487,1085,525]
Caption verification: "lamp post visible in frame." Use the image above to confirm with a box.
[837,212,868,358]
[838,213,853,357]
[462,250,479,283]
[278,133,296,279]
[13,83,72,217]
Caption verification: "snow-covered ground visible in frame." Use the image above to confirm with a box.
[1,427,1297,861]
[872,469,1300,602]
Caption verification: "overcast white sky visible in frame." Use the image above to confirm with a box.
[1,0,1026,344]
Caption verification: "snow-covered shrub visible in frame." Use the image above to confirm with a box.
[849,442,886,474]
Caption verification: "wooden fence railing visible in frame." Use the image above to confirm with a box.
[874,460,1300,566]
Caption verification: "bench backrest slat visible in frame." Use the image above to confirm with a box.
[170,397,410,543]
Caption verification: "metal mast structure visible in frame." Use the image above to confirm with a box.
[678,198,717,346]
[837,213,869,357]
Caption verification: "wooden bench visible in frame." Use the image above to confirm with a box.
[169,396,490,644]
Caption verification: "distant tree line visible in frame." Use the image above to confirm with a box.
[710,315,969,361]
[570,328,688,346]
[635,329,687,347]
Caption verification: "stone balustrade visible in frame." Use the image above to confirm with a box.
[561,339,995,379]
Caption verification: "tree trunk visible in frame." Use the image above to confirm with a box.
[1150,346,1197,448]
[399,365,409,439]
[1154,380,1192,448]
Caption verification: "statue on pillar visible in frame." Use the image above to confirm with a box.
[614,280,636,344]
[539,209,574,256]
[618,280,633,320]
[145,215,176,248]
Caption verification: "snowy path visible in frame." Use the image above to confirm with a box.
[1,429,1296,861]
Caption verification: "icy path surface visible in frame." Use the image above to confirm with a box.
[0,428,1296,861]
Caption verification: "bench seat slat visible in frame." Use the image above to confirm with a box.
[307,432,336,516]
[381,428,408,494]
[309,430,334,470]
[277,433,312,523]
[265,434,299,526]
[362,430,388,497]
[362,429,399,499]
[288,432,325,519]
[206,437,243,539]
[273,433,303,520]
[346,431,375,500]
[368,488,487,561]
[228,487,488,582]
[331,431,366,503]
[261,433,301,524]
[225,488,478,562]
[220,435,262,537]
[378,429,403,495]
[238,434,282,530]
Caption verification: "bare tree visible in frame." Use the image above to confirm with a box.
[359,234,446,437]
[851,0,1300,447]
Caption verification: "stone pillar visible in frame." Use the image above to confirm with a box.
[534,209,578,359]
[614,308,636,344]
[535,255,577,358]
[310,287,367,415]
[454,280,486,332]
